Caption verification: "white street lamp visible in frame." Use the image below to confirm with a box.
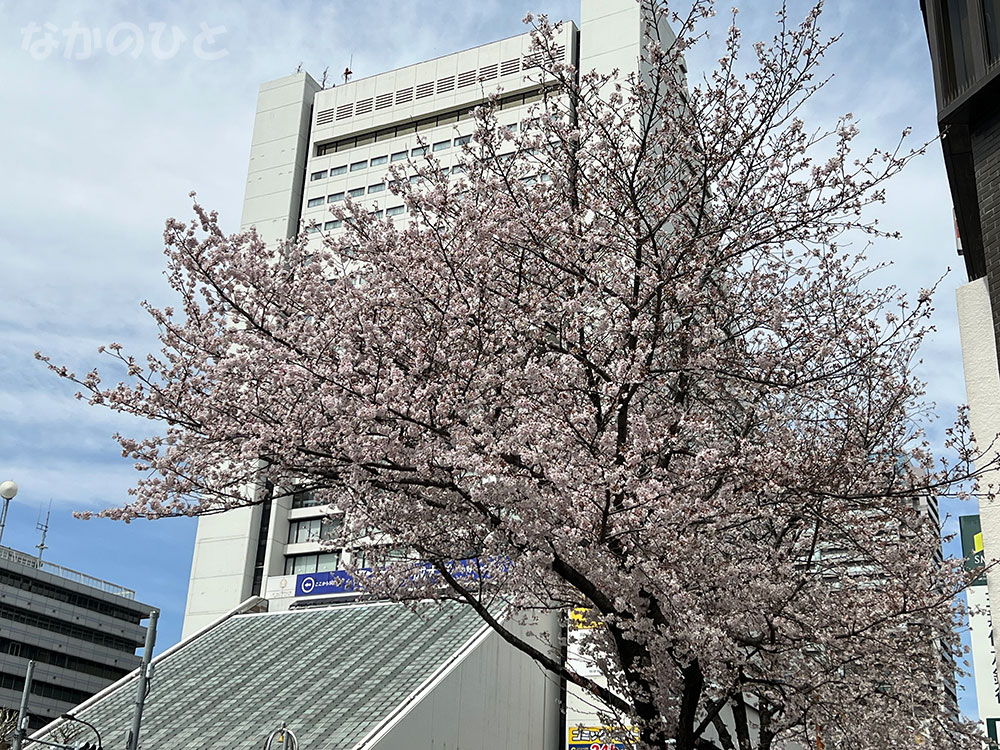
[0,480,18,547]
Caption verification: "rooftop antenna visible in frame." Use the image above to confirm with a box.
[343,54,353,84]
[35,501,51,562]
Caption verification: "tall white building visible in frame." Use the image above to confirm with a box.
[182,0,675,640]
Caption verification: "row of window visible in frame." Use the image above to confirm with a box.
[283,550,343,575]
[309,135,474,183]
[287,517,342,545]
[306,166,472,209]
[0,569,142,625]
[0,602,140,653]
[0,670,94,708]
[0,636,130,683]
[303,172,551,235]
[315,87,546,156]
[291,490,323,508]
[304,206,408,235]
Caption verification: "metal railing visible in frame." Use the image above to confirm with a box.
[0,545,136,599]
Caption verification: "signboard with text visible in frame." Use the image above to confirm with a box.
[568,726,638,750]
[295,570,360,597]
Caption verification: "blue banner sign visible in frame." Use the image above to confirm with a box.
[295,570,361,597]
[294,558,503,598]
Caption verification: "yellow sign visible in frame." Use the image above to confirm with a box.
[568,725,638,749]
[569,607,603,630]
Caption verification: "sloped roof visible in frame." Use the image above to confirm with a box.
[32,600,486,749]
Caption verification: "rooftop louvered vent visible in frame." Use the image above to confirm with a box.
[315,39,566,126]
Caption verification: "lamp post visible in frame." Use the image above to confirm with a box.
[0,479,17,547]
[59,714,102,750]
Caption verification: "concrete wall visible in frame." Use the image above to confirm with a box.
[580,0,678,84]
[241,72,322,243]
[181,506,261,638]
[183,73,319,638]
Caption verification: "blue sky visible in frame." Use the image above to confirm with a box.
[0,0,979,718]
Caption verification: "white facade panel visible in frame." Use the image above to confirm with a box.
[957,277,1000,740]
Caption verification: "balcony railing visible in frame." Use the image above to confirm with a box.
[0,544,136,599]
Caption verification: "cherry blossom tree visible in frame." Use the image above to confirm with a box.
[40,1,991,748]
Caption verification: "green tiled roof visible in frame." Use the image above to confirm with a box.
[33,601,486,749]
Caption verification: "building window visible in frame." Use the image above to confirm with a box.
[283,550,342,575]
[305,225,320,234]
[348,187,365,198]
[306,197,324,208]
[328,192,345,203]
[939,0,977,96]
[310,170,327,181]
[386,206,405,217]
[455,134,472,146]
[370,155,388,166]
[331,165,347,176]
[368,183,386,194]
[984,0,1000,63]
[433,140,451,152]
[412,146,428,157]
[391,151,408,162]
[325,219,342,230]
[350,160,368,172]
[452,164,466,174]
[292,490,323,509]
[287,517,341,544]
[370,209,384,219]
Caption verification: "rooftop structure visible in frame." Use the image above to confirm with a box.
[31,598,561,750]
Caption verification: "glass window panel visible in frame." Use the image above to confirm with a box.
[317,551,341,572]
[370,155,388,166]
[391,151,408,162]
[940,0,976,95]
[985,0,1000,63]
[331,165,347,176]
